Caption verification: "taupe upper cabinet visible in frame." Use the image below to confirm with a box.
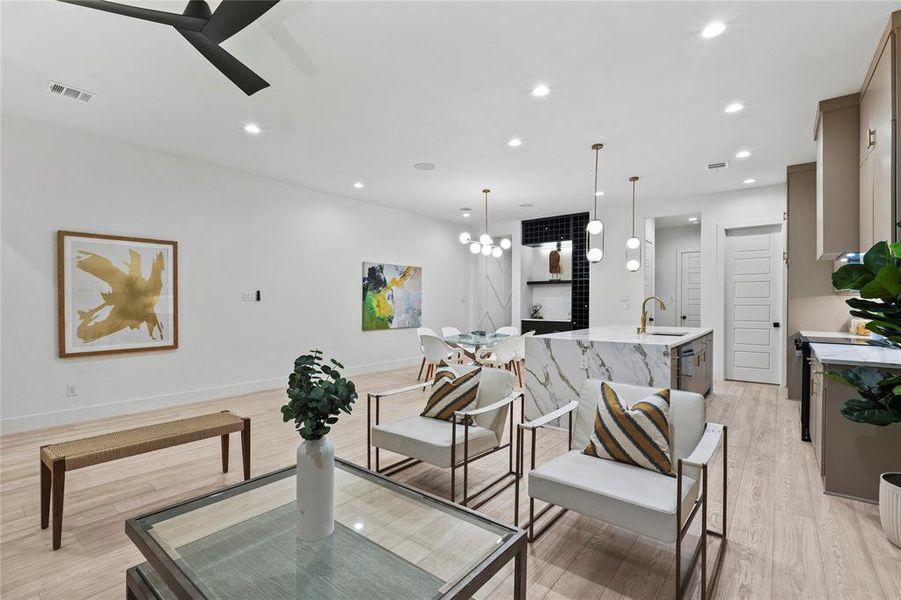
[814,94,860,260]
[859,16,898,249]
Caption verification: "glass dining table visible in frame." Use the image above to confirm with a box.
[443,332,508,351]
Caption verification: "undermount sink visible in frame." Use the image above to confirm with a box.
[639,329,692,337]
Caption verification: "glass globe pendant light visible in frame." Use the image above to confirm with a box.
[586,143,605,262]
[464,188,505,258]
[625,176,641,272]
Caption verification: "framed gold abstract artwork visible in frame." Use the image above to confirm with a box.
[57,231,178,358]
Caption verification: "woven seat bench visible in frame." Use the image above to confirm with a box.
[40,410,250,550]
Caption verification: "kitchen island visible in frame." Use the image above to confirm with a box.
[524,325,713,421]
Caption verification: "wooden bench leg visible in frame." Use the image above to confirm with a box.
[221,434,229,473]
[40,460,51,529]
[51,459,65,550]
[241,418,251,481]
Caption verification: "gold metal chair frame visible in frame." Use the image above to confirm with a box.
[514,405,728,600]
[367,382,524,509]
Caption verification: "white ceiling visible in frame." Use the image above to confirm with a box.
[2,1,897,223]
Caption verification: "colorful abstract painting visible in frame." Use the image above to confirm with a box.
[362,262,422,330]
[58,231,178,357]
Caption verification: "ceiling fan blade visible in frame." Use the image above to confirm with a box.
[56,0,206,31]
[177,28,269,95]
[202,0,280,44]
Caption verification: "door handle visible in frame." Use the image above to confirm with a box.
[773,322,780,328]
[681,315,687,320]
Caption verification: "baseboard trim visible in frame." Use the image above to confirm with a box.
[0,356,420,434]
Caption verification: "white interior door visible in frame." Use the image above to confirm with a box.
[724,225,782,384]
[679,250,701,327]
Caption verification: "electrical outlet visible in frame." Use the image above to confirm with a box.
[66,384,77,397]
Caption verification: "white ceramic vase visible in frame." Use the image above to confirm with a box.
[296,436,335,541]
[880,472,901,548]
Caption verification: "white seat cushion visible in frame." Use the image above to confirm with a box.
[528,450,698,543]
[371,416,499,469]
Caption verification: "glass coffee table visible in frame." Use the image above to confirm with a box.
[125,458,526,599]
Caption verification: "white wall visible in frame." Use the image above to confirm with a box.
[0,116,473,432]
[654,225,701,326]
[586,184,786,381]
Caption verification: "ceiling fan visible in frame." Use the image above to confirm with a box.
[57,0,280,95]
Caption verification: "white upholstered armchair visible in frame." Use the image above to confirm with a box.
[367,365,524,508]
[516,380,727,600]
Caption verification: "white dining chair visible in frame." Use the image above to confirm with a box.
[475,335,519,382]
[441,326,462,338]
[416,327,439,381]
[496,326,519,336]
[420,334,464,381]
[512,331,535,388]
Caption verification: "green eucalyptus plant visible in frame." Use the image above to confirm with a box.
[281,350,357,441]
[830,226,901,426]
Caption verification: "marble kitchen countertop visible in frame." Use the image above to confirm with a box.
[798,330,871,341]
[810,342,901,369]
[534,325,713,347]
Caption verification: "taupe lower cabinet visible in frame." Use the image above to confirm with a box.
[808,356,825,475]
[808,358,901,502]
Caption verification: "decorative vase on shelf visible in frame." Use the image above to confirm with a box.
[296,437,335,541]
[881,473,901,548]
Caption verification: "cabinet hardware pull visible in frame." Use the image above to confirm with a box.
[868,128,876,148]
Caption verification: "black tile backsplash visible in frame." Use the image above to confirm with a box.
[522,212,590,331]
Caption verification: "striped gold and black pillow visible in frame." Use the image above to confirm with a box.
[421,364,481,424]
[582,382,674,475]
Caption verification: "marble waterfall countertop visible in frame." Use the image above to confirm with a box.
[537,325,713,346]
[524,325,713,425]
[810,342,901,369]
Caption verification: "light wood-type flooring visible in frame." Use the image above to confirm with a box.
[1,367,899,599]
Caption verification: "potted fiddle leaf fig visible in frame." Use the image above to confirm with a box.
[281,350,357,541]
[831,228,901,547]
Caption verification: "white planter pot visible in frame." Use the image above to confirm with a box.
[296,437,335,541]
[880,473,901,548]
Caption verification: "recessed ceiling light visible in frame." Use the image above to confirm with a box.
[743,178,757,184]
[688,217,698,223]
[243,123,261,134]
[531,84,550,97]
[462,212,471,218]
[724,102,744,114]
[414,162,435,171]
[595,191,605,197]
[735,150,751,159]
[353,182,364,189]
[507,138,522,147]
[701,22,726,39]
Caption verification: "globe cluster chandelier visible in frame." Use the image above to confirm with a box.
[459,188,511,257]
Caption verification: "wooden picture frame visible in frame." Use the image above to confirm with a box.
[57,231,178,358]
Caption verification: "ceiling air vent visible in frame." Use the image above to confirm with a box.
[47,81,94,103]
[707,160,730,170]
